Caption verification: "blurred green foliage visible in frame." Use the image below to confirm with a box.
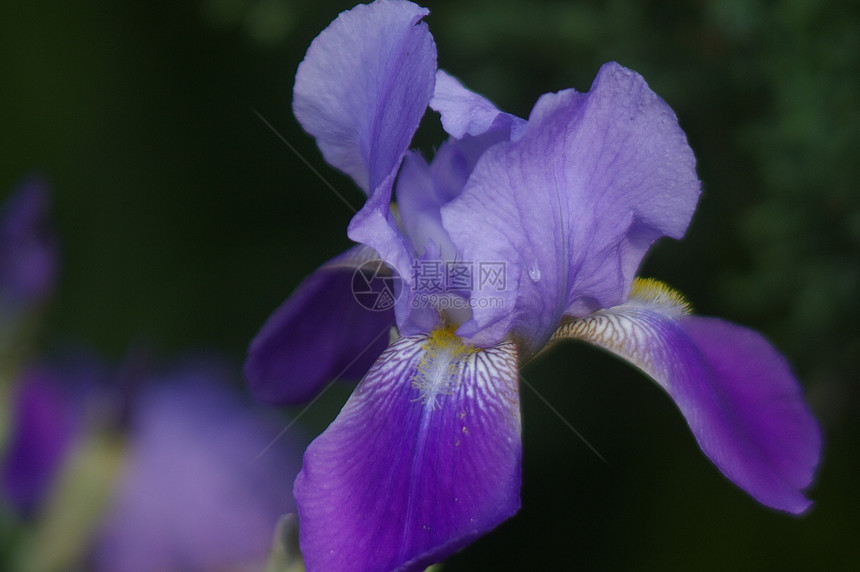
[1,0,857,570]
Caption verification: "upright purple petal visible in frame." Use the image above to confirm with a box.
[95,368,300,572]
[396,133,523,261]
[295,331,521,572]
[554,279,821,513]
[293,0,438,327]
[1,366,79,514]
[430,70,526,141]
[293,0,436,196]
[398,71,525,259]
[0,178,57,312]
[393,130,528,335]
[347,182,417,305]
[245,246,394,405]
[442,62,700,354]
[396,150,457,260]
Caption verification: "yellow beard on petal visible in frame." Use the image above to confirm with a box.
[548,277,693,376]
[629,277,693,315]
[411,326,477,409]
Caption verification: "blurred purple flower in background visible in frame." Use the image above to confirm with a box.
[245,1,822,571]
[1,363,87,515]
[0,178,57,315]
[94,361,299,572]
[1,177,62,526]
[1,179,302,571]
[1,355,300,572]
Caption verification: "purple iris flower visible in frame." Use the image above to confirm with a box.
[245,2,822,571]
[0,178,57,314]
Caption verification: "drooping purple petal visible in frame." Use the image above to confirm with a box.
[292,0,436,196]
[95,366,300,572]
[1,366,79,514]
[442,62,700,354]
[553,279,821,514]
[245,246,394,405]
[294,331,521,572]
[0,178,58,311]
[430,70,526,141]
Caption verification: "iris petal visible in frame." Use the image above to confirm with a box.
[442,62,700,354]
[430,70,526,140]
[293,0,436,196]
[245,246,394,404]
[395,151,456,259]
[306,0,439,308]
[393,134,525,334]
[294,331,521,572]
[553,279,821,514]
[397,133,525,262]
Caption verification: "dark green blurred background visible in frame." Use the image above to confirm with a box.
[2,0,858,569]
